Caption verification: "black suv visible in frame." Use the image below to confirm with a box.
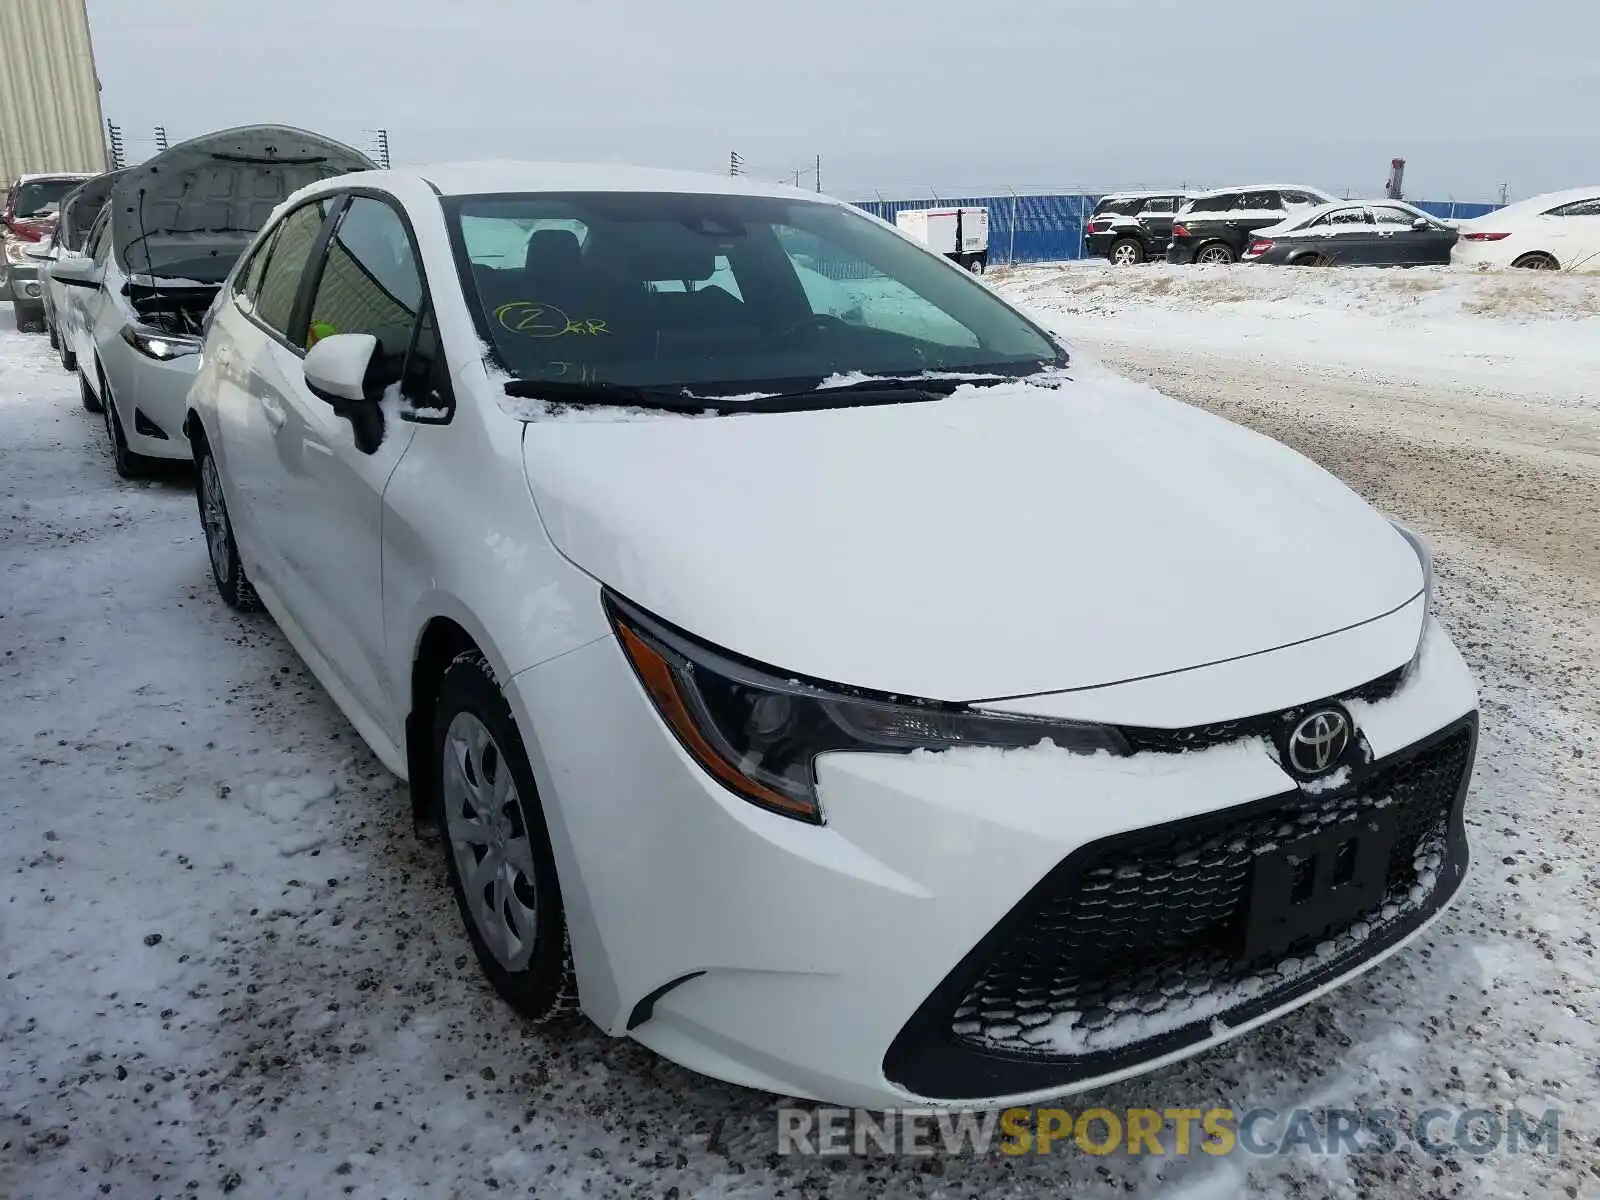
[1166,185,1337,264]
[1083,192,1189,265]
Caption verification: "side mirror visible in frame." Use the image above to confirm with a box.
[303,333,380,405]
[1411,217,1430,230]
[50,256,102,289]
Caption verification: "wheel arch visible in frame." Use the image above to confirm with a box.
[1511,250,1561,270]
[403,607,531,837]
[1192,238,1236,262]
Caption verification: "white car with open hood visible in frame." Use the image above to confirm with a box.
[50,125,373,476]
[185,161,1479,1109]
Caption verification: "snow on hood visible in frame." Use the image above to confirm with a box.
[520,371,1423,702]
[111,125,374,276]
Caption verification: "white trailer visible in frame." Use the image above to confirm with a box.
[894,206,990,273]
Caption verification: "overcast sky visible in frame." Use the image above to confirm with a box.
[87,0,1599,203]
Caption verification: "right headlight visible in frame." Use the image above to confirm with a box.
[1389,519,1434,676]
[605,592,1127,824]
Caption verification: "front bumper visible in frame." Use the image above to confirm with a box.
[508,617,1477,1108]
[6,261,43,304]
[107,346,198,460]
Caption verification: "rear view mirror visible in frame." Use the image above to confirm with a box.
[1412,217,1430,230]
[303,333,380,405]
[50,256,101,289]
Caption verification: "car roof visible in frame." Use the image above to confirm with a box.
[1188,183,1333,199]
[1290,199,1422,219]
[341,160,842,204]
[1471,186,1600,220]
[1097,189,1190,200]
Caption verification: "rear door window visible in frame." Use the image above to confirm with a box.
[234,225,282,316]
[1370,205,1420,228]
[87,213,112,266]
[1094,198,1144,217]
[1140,197,1176,215]
[252,199,336,343]
[1547,197,1600,217]
[1187,194,1238,214]
[1240,191,1280,212]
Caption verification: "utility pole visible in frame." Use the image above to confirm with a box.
[106,120,126,170]
[815,154,821,193]
[729,151,743,177]
[1499,182,1509,206]
[153,125,169,153]
[374,128,392,170]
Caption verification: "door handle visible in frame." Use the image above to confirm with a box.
[261,398,287,431]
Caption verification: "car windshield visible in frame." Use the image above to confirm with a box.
[11,178,82,219]
[446,191,1061,402]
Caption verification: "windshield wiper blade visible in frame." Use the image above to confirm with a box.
[502,373,1038,417]
[501,378,715,414]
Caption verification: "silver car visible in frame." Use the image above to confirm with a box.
[51,125,372,477]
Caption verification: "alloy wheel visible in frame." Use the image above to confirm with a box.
[443,711,540,972]
[1197,245,1234,265]
[200,455,232,584]
[1112,242,1140,266]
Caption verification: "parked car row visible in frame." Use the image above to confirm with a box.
[13,142,1483,1109]
[25,125,375,475]
[1,171,95,325]
[1082,182,1600,271]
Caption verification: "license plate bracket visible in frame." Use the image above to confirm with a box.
[1244,814,1398,962]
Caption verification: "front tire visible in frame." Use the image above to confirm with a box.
[196,444,261,612]
[78,368,101,413]
[1110,238,1145,266]
[1194,243,1236,265]
[100,368,154,479]
[434,653,577,1022]
[13,302,45,334]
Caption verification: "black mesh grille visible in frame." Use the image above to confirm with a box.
[883,718,1475,1098]
[950,726,1471,1058]
[1119,666,1407,755]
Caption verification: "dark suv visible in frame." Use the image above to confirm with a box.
[1166,185,1337,264]
[1083,192,1189,265]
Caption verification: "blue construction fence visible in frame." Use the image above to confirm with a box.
[851,194,1502,266]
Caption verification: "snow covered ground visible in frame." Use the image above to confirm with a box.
[3,266,1599,1199]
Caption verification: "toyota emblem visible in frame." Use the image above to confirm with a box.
[1283,708,1353,777]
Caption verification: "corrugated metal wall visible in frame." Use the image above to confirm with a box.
[854,194,1504,265]
[0,0,108,182]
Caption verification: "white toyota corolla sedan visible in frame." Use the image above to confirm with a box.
[185,163,1478,1109]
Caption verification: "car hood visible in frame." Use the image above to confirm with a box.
[111,125,373,276]
[58,170,124,248]
[520,373,1423,702]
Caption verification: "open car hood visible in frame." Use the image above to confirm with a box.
[521,374,1425,703]
[57,170,124,250]
[110,125,374,277]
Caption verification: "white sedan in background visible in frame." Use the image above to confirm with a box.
[185,162,1478,1109]
[1452,187,1600,272]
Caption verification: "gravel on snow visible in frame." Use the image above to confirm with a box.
[3,277,1598,1200]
